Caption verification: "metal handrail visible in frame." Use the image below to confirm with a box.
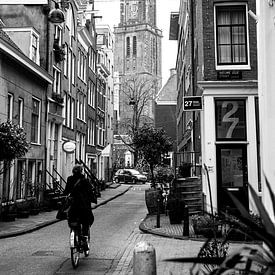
[53,166,67,188]
[45,169,64,193]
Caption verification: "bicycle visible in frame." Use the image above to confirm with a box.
[69,222,90,268]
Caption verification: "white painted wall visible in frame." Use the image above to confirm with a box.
[257,1,275,221]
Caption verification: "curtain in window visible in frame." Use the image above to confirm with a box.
[216,6,247,65]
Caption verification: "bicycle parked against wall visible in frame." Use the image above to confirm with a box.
[70,222,90,268]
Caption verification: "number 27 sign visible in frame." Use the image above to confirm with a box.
[183,96,202,111]
[215,99,246,140]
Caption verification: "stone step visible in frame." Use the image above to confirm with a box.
[175,185,202,192]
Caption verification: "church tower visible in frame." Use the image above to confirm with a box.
[114,0,162,133]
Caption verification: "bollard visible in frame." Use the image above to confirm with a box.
[156,198,160,228]
[183,205,189,237]
[133,241,156,275]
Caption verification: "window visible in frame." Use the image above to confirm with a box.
[65,5,75,45]
[126,36,130,57]
[89,48,96,72]
[16,160,26,199]
[54,25,62,47]
[53,66,61,94]
[77,49,81,77]
[68,49,72,91]
[31,33,39,64]
[91,120,95,145]
[64,44,68,77]
[66,95,71,127]
[133,36,137,56]
[97,34,104,45]
[215,4,248,68]
[18,98,24,128]
[83,56,87,82]
[215,99,246,141]
[71,98,75,129]
[72,54,75,85]
[7,93,13,121]
[27,160,36,197]
[31,97,41,143]
[63,92,67,125]
[88,80,96,107]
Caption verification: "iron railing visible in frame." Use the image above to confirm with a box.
[173,151,202,178]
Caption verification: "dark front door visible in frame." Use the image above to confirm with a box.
[216,144,248,214]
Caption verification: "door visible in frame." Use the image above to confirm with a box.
[216,144,248,214]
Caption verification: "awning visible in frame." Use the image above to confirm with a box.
[101,144,111,157]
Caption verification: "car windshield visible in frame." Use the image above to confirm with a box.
[127,169,141,175]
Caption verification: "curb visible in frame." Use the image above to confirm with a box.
[139,215,264,244]
[0,185,132,239]
[0,218,60,239]
[139,214,190,240]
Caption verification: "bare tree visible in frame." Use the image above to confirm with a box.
[118,72,160,134]
[116,73,160,165]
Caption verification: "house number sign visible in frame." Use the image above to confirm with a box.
[215,99,246,140]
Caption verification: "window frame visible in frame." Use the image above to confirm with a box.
[31,97,41,144]
[18,97,24,128]
[30,30,40,64]
[214,3,250,70]
[7,93,13,121]
[53,66,61,94]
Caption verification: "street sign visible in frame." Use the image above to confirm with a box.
[183,96,202,111]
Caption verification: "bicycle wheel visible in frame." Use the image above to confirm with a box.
[70,230,80,268]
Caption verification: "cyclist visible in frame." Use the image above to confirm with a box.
[64,164,96,253]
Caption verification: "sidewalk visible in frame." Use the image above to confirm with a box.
[140,213,197,240]
[0,183,131,239]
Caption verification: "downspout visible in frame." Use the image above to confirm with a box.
[44,4,52,198]
[190,0,196,155]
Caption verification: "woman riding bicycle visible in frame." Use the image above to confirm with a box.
[64,165,96,253]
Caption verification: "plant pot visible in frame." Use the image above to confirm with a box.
[17,210,30,219]
[168,210,182,224]
[1,212,17,222]
[30,208,40,215]
[145,188,163,215]
[167,196,186,224]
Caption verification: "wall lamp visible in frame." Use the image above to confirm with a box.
[48,0,68,24]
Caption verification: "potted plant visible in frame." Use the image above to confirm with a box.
[167,192,186,224]
[52,92,64,104]
[191,214,222,238]
[178,162,192,178]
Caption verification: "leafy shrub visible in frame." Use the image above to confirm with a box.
[154,165,174,183]
[0,120,29,161]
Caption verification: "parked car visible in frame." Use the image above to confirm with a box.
[113,169,147,184]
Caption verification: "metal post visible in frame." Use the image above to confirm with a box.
[183,205,189,236]
[156,197,160,228]
[133,241,156,275]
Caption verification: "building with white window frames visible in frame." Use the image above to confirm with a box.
[172,0,258,214]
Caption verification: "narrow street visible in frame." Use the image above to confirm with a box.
[0,184,148,274]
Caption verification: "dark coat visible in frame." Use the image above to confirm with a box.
[64,173,95,225]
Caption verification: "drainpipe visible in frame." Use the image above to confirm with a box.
[190,0,196,171]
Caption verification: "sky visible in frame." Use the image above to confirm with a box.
[94,0,180,86]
